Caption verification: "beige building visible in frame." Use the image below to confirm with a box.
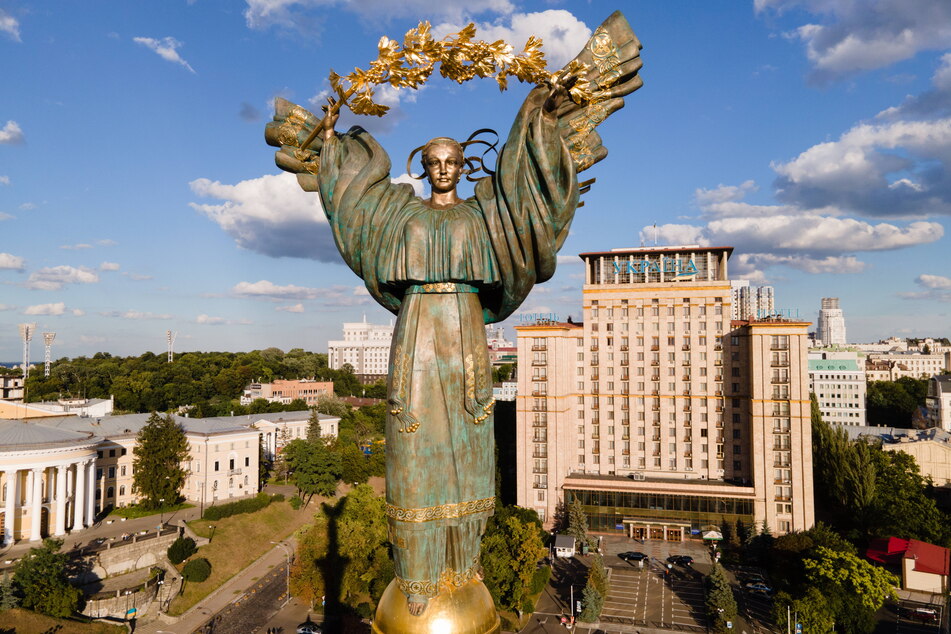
[847,426,951,488]
[515,245,814,538]
[240,379,334,407]
[0,410,339,545]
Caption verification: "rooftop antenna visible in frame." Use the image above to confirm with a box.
[43,332,56,378]
[167,329,177,363]
[18,323,35,379]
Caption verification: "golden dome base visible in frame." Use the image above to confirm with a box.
[371,578,501,634]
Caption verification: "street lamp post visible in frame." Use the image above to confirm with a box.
[159,498,165,528]
[271,541,292,607]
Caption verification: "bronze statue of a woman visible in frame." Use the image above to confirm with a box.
[266,11,642,633]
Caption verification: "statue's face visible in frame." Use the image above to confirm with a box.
[423,144,464,194]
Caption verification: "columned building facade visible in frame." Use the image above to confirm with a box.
[0,421,99,544]
[515,245,814,538]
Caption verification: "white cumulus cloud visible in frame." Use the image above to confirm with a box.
[0,253,25,270]
[24,302,66,316]
[26,265,100,291]
[756,0,951,81]
[191,172,337,261]
[101,310,173,320]
[100,262,121,271]
[0,9,21,42]
[0,121,25,145]
[233,280,320,300]
[133,36,196,73]
[899,273,951,301]
[276,303,305,313]
[0,176,10,185]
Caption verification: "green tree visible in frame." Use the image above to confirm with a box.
[337,442,371,484]
[167,536,197,565]
[566,498,592,550]
[578,584,603,623]
[284,439,341,503]
[773,588,836,634]
[481,508,546,616]
[334,484,394,605]
[0,572,19,609]
[182,557,212,582]
[306,406,324,442]
[12,538,82,617]
[803,546,897,613]
[132,412,189,509]
[705,563,737,633]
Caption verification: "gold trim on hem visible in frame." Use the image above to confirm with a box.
[386,496,495,523]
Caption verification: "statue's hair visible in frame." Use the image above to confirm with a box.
[406,129,500,182]
[421,137,464,163]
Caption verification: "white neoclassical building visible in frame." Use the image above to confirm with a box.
[0,410,341,546]
[1,420,101,545]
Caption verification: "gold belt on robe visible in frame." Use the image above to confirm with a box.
[406,282,478,294]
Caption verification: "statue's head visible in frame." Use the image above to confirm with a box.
[421,137,465,194]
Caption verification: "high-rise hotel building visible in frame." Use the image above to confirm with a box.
[515,245,814,539]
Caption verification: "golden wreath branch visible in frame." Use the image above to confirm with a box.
[295,21,593,156]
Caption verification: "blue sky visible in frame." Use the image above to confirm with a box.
[1,0,950,359]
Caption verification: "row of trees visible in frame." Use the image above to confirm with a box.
[811,396,951,545]
[866,376,930,428]
[21,348,380,414]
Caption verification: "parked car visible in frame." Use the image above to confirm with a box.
[666,555,694,566]
[297,623,322,634]
[618,551,648,562]
[744,581,773,595]
[903,607,939,624]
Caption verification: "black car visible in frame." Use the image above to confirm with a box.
[666,555,694,566]
[618,551,648,562]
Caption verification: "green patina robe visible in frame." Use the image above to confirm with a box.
[317,88,577,598]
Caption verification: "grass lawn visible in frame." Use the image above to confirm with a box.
[166,499,313,615]
[0,608,126,633]
[108,502,194,519]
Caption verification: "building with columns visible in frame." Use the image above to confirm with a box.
[515,244,814,538]
[0,410,340,546]
[1,420,100,545]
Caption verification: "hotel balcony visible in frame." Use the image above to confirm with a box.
[531,345,547,351]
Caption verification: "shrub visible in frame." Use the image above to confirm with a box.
[167,536,197,565]
[289,496,303,510]
[271,493,285,502]
[530,565,551,595]
[202,492,278,521]
[182,557,212,582]
[356,602,374,619]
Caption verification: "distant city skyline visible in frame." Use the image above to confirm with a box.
[2,1,950,358]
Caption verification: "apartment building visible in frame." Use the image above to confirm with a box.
[808,351,867,426]
[515,245,814,538]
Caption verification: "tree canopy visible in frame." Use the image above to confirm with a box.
[12,538,82,617]
[132,412,189,509]
[480,505,546,615]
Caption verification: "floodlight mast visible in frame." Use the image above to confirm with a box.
[43,332,56,378]
[167,330,177,363]
[18,323,35,379]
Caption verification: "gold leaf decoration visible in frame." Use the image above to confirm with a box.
[326,20,593,118]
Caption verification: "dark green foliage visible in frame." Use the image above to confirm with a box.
[182,557,212,582]
[812,406,951,544]
[566,498,593,549]
[530,565,551,595]
[132,413,189,510]
[167,536,198,564]
[866,377,928,428]
[12,539,82,617]
[271,493,285,502]
[481,505,546,615]
[578,584,603,623]
[0,573,20,609]
[284,439,341,503]
[705,563,737,633]
[22,348,344,414]
[202,492,279,520]
[289,496,303,510]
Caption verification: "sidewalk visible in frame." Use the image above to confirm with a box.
[136,538,295,634]
[0,504,204,570]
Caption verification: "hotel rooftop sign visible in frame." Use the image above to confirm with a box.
[578,245,733,286]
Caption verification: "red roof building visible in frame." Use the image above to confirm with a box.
[867,537,950,593]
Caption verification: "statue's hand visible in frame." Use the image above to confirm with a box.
[543,75,577,117]
[321,97,340,141]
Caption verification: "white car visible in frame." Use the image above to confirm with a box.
[297,623,322,634]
